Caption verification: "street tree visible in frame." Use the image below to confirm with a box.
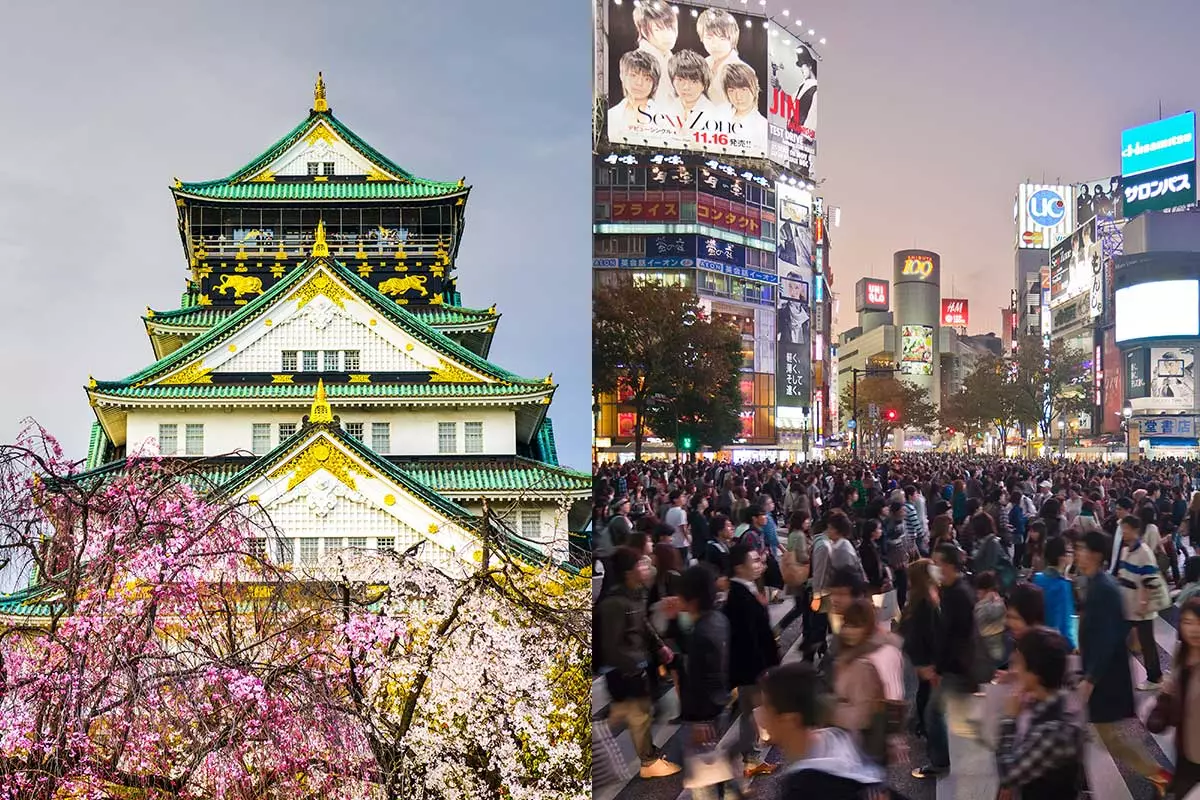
[1009,333,1092,440]
[839,374,938,451]
[594,276,744,458]
[942,356,1018,450]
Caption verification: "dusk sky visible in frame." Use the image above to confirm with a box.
[812,0,1200,336]
[0,0,591,468]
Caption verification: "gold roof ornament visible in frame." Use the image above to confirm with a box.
[173,177,182,189]
[313,71,329,112]
[311,218,330,258]
[309,378,334,424]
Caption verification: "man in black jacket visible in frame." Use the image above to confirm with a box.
[912,542,978,781]
[677,564,736,796]
[724,543,781,775]
[596,547,682,779]
[757,661,890,798]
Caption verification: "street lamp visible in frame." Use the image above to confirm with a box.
[1123,401,1134,461]
[1058,418,1066,458]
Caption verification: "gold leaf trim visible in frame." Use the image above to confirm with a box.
[348,374,371,384]
[305,123,336,146]
[365,166,392,181]
[271,374,294,384]
[268,437,371,492]
[429,360,483,383]
[309,379,334,424]
[248,170,275,183]
[161,360,213,386]
[287,271,349,310]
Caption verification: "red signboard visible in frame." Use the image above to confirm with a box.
[941,298,969,327]
[610,199,680,222]
[740,411,755,439]
[696,194,762,236]
[617,412,636,439]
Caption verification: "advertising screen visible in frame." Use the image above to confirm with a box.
[941,299,968,327]
[776,269,811,408]
[1115,279,1200,342]
[1016,183,1075,250]
[1149,346,1195,410]
[899,325,934,376]
[604,2,768,157]
[1121,111,1196,177]
[1122,162,1197,217]
[766,22,818,177]
[855,278,889,312]
[1050,218,1099,309]
[1075,176,1124,222]
[1126,348,1149,399]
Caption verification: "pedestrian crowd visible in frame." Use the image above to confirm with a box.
[592,455,1200,799]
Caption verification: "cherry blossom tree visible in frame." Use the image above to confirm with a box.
[0,424,590,800]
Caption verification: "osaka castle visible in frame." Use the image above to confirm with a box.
[77,74,589,569]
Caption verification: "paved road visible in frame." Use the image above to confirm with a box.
[594,603,1183,800]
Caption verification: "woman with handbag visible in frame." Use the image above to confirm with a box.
[1148,596,1200,796]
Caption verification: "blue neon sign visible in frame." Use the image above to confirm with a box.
[1121,111,1196,177]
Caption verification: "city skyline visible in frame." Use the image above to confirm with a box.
[812,0,1200,337]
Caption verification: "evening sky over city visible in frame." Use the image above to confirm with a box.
[2,1,1199,467]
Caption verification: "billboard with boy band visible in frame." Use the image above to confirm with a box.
[603,1,769,158]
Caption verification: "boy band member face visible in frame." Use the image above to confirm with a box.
[701,31,733,59]
[674,75,705,109]
[622,67,655,103]
[646,20,678,52]
[727,84,755,115]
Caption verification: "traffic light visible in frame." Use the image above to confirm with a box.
[884,409,898,422]
[679,435,694,452]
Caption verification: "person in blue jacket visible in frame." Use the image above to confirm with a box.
[1033,537,1077,651]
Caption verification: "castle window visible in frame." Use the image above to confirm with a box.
[158,424,178,456]
[520,510,541,540]
[322,162,335,176]
[185,424,204,456]
[323,350,340,371]
[438,422,457,454]
[371,422,391,453]
[282,351,298,371]
[464,421,483,454]
[348,537,366,549]
[278,422,297,442]
[344,350,361,370]
[249,538,267,559]
[344,422,364,441]
[252,423,271,455]
[377,537,395,552]
[303,350,319,372]
[299,538,319,565]
[306,162,319,176]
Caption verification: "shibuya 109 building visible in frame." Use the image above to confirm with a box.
[592,0,835,461]
[56,76,591,577]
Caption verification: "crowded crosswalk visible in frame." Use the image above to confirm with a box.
[594,603,1183,800]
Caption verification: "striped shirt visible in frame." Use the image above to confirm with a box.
[1115,538,1164,621]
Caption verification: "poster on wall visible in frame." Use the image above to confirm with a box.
[766,22,818,177]
[776,269,811,408]
[776,182,813,272]
[1149,347,1195,410]
[899,325,934,376]
[1016,183,1074,250]
[604,2,768,157]
[941,298,969,327]
[1126,348,1149,399]
[1075,176,1124,222]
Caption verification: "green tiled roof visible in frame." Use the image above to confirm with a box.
[145,307,235,328]
[216,422,475,522]
[175,110,465,202]
[0,582,61,619]
[100,258,543,390]
[85,422,108,471]
[146,304,493,331]
[90,382,545,401]
[534,418,560,466]
[177,181,459,201]
[398,457,589,495]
